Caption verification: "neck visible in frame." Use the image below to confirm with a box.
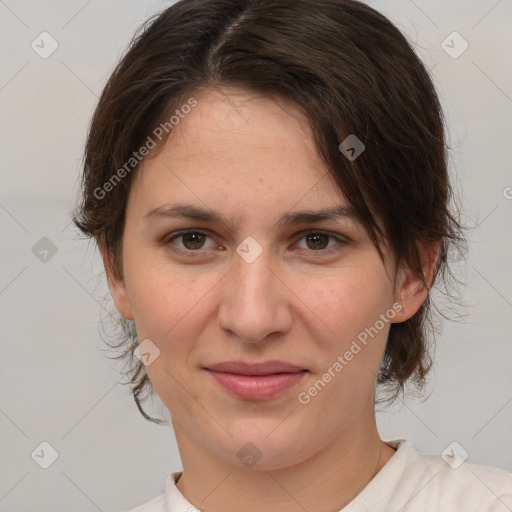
[173,417,396,512]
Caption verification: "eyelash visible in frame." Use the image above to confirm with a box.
[163,229,348,257]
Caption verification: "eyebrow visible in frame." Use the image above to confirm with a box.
[144,203,360,230]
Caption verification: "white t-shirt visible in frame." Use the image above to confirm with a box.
[125,439,512,511]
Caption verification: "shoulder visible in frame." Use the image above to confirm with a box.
[123,492,166,512]
[398,440,512,511]
[121,475,173,512]
[121,472,186,512]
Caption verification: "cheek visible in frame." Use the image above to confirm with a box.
[127,267,211,339]
[123,261,220,407]
[290,263,394,406]
[292,262,394,343]
[123,250,227,370]
[123,240,194,327]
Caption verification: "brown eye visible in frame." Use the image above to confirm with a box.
[181,232,207,250]
[165,230,216,252]
[305,233,330,250]
[294,231,347,255]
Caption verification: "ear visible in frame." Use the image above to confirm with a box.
[98,241,134,321]
[392,240,441,323]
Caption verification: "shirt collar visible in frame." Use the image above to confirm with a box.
[163,440,409,512]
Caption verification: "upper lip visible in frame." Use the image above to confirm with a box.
[204,360,307,376]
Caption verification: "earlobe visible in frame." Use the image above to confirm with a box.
[393,269,428,323]
[97,242,135,321]
[393,240,440,323]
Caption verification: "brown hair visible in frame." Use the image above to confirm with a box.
[73,0,463,422]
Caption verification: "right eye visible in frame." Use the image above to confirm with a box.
[164,230,219,254]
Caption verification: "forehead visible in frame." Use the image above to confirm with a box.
[172,88,315,155]
[134,88,344,210]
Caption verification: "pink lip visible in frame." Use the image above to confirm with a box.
[204,361,308,400]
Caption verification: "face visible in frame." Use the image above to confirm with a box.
[105,88,425,470]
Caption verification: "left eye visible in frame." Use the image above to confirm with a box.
[295,231,340,251]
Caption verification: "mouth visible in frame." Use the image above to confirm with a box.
[203,360,308,401]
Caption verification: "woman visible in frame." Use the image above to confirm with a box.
[73,0,512,510]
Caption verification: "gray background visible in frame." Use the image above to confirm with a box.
[0,0,511,511]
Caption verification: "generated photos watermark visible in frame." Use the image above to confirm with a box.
[297,302,403,405]
[93,97,198,200]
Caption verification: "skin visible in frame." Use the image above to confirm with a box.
[102,88,435,512]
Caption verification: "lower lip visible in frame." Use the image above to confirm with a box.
[205,370,307,400]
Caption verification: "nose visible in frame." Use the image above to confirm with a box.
[217,245,293,345]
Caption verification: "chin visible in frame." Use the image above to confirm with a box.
[210,429,316,472]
